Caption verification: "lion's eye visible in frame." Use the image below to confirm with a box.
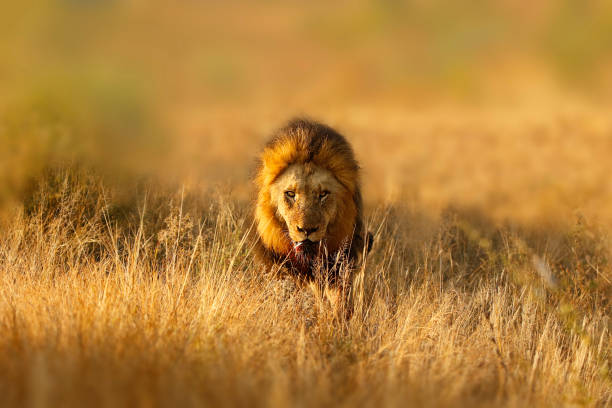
[285,191,295,199]
[319,191,329,199]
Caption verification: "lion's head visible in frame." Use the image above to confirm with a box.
[255,119,365,268]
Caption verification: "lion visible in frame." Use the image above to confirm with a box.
[253,118,372,284]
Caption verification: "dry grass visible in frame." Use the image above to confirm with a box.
[1,2,611,406]
[0,168,609,408]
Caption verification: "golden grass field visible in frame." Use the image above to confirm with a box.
[1,1,611,407]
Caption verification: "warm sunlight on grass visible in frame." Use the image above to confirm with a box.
[0,170,609,407]
[0,1,611,407]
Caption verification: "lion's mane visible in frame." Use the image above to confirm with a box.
[253,118,368,276]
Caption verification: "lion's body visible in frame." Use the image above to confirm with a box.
[253,118,371,281]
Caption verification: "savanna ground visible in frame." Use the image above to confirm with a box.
[1,1,611,407]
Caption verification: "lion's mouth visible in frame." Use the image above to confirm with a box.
[292,239,318,255]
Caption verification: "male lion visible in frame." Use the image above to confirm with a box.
[253,118,372,283]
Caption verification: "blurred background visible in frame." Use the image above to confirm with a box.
[2,0,612,223]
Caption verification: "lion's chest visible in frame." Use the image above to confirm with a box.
[286,247,350,282]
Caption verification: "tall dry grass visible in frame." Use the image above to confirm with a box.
[0,169,609,407]
[1,2,611,406]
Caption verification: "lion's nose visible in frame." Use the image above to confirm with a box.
[297,226,318,236]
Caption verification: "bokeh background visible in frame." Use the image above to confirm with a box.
[1,3,611,407]
[2,0,612,223]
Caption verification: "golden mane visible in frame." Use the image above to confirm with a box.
[254,118,364,262]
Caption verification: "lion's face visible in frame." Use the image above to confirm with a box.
[269,163,342,248]
[255,119,362,259]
